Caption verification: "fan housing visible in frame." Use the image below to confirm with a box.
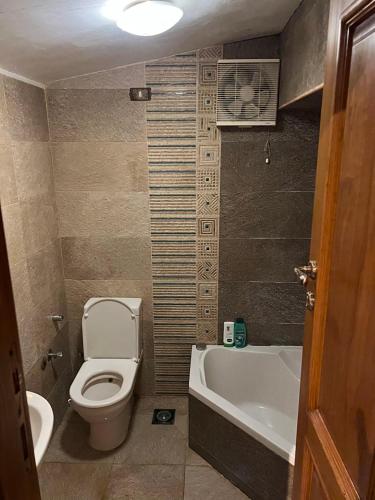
[217,59,280,127]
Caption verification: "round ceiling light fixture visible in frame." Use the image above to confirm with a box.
[103,1,183,36]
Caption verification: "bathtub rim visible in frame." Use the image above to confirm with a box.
[189,344,302,466]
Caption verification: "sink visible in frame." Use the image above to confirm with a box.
[26,391,54,467]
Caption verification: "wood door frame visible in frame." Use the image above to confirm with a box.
[0,206,40,499]
[293,0,375,498]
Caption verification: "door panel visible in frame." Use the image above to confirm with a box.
[293,0,375,498]
[319,8,375,495]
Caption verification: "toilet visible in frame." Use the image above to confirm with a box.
[69,297,142,451]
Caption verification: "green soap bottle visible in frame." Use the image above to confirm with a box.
[234,318,247,348]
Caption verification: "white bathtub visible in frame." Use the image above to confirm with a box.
[189,345,302,465]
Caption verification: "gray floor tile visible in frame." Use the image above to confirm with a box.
[38,462,112,500]
[135,396,188,415]
[185,446,211,467]
[44,414,117,463]
[112,412,187,464]
[104,464,184,499]
[184,466,249,500]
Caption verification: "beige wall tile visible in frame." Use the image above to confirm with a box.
[61,236,151,280]
[135,359,155,396]
[64,279,153,322]
[13,142,54,201]
[2,203,26,266]
[21,195,58,255]
[47,89,146,142]
[52,142,148,192]
[56,191,150,238]
[0,77,10,143]
[3,77,48,141]
[0,144,17,206]
[27,241,65,308]
[10,258,34,324]
[26,323,71,397]
[48,63,145,90]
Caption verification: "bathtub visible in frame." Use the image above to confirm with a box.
[189,345,302,499]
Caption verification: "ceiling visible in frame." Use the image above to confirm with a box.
[0,0,301,84]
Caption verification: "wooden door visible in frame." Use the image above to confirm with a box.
[0,207,40,499]
[293,0,375,498]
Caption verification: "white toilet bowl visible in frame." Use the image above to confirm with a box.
[69,298,143,451]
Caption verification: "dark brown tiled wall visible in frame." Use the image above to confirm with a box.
[219,37,321,345]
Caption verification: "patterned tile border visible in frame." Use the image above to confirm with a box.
[146,46,222,394]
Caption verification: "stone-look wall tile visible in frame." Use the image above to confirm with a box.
[52,142,148,192]
[280,0,329,107]
[26,322,72,399]
[219,239,310,282]
[223,35,280,59]
[47,89,146,142]
[242,323,304,345]
[220,191,314,239]
[55,191,150,238]
[220,112,320,194]
[219,282,305,325]
[3,77,48,141]
[61,236,151,280]
[27,241,65,307]
[20,195,58,255]
[135,359,155,396]
[0,77,10,143]
[2,203,27,267]
[47,364,73,429]
[64,279,153,322]
[48,63,145,89]
[12,142,54,201]
[0,144,17,205]
[67,320,84,375]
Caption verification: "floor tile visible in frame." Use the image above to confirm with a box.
[112,413,187,465]
[104,464,184,499]
[185,446,211,467]
[44,414,117,463]
[38,462,112,500]
[135,396,188,415]
[184,466,249,500]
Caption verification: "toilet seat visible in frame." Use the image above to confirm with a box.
[70,358,138,410]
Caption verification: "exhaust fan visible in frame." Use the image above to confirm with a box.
[217,59,280,127]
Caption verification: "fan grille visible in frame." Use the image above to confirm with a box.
[217,59,280,126]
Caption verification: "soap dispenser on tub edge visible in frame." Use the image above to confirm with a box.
[234,318,247,348]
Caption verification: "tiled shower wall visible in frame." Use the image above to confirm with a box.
[0,76,72,426]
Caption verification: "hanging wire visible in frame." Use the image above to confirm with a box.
[264,129,271,164]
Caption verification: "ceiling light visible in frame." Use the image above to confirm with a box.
[115,1,183,36]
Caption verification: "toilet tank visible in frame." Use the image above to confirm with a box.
[82,298,142,361]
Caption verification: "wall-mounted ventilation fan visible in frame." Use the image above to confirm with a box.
[217,59,280,127]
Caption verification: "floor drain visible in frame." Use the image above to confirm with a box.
[152,409,176,425]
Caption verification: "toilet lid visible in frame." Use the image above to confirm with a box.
[82,298,142,360]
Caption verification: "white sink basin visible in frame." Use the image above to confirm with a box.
[26,391,54,467]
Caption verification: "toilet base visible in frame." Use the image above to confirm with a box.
[88,398,133,451]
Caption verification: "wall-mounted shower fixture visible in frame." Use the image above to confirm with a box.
[129,88,152,101]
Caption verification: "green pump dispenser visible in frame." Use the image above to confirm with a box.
[234,318,247,348]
